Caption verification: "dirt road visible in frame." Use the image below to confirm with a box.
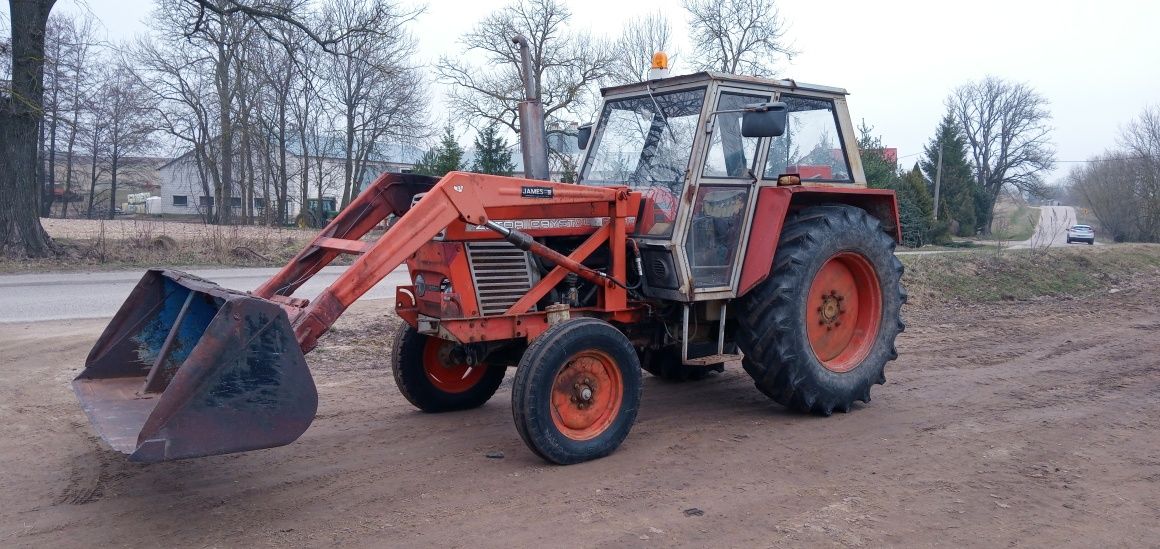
[2,282,1158,547]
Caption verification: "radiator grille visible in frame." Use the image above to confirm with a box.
[466,241,538,316]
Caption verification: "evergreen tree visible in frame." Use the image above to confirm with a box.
[857,120,898,188]
[920,110,980,236]
[414,124,465,177]
[894,164,940,247]
[470,124,516,176]
[856,121,940,247]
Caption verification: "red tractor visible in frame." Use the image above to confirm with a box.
[74,42,904,465]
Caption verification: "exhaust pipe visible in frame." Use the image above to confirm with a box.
[512,34,550,181]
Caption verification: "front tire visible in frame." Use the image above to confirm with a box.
[392,326,506,412]
[512,318,642,464]
[737,205,905,415]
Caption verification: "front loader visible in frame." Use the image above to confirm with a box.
[74,43,905,464]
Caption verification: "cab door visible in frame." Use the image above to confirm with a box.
[679,86,772,298]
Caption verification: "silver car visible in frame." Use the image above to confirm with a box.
[1066,224,1095,245]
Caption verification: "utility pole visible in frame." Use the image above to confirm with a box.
[932,143,943,221]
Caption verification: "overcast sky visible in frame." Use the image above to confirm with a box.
[34,0,1160,183]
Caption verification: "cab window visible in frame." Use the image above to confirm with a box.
[763,95,852,182]
[702,92,770,178]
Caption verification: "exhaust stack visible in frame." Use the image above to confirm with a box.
[512,34,550,181]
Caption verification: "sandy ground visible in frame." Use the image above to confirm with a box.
[2,284,1159,547]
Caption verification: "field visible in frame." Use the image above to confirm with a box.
[1,246,1158,547]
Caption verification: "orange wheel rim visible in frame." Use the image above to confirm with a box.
[806,252,882,373]
[550,351,623,441]
[422,338,487,393]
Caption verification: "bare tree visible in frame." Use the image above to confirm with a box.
[251,17,303,225]
[0,15,10,80]
[1,0,58,257]
[1072,106,1160,242]
[81,71,111,219]
[1119,105,1160,239]
[321,0,427,207]
[436,0,614,136]
[948,76,1055,234]
[39,14,69,216]
[608,11,674,85]
[682,0,795,76]
[132,30,221,222]
[57,15,99,219]
[96,60,157,219]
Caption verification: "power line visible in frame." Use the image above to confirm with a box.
[1053,157,1149,163]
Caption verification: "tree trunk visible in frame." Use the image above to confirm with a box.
[86,132,99,219]
[42,57,61,217]
[215,39,234,225]
[342,106,356,208]
[62,98,80,219]
[0,0,58,257]
[108,142,120,220]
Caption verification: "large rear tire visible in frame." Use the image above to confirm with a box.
[392,326,506,413]
[512,318,642,464]
[737,204,905,415]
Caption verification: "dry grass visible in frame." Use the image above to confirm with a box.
[1,218,330,274]
[40,218,313,241]
[901,244,1160,306]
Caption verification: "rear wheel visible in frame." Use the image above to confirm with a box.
[512,318,642,464]
[392,326,506,412]
[737,204,905,415]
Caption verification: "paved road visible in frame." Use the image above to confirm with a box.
[1013,205,1081,248]
[0,265,409,323]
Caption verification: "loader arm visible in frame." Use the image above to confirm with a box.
[263,171,628,353]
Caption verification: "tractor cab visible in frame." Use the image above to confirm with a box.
[577,72,867,302]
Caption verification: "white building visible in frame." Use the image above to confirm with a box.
[156,139,423,222]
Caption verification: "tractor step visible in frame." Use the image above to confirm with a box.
[682,353,743,366]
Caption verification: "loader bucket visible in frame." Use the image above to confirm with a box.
[73,269,317,463]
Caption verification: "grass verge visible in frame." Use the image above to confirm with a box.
[994,204,1041,241]
[900,244,1160,305]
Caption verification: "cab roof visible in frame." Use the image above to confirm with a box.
[600,71,849,98]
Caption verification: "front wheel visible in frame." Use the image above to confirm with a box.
[392,326,506,413]
[737,205,905,415]
[511,318,642,464]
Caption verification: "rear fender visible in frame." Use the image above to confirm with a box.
[737,186,900,296]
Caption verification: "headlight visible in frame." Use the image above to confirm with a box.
[440,278,451,293]
[414,273,426,297]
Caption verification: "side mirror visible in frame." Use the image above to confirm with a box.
[741,102,788,138]
[577,123,593,150]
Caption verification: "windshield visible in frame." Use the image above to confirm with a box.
[580,88,705,191]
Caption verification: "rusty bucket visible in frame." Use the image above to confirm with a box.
[72,269,317,462]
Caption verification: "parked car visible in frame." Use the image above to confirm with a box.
[1066,224,1095,244]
